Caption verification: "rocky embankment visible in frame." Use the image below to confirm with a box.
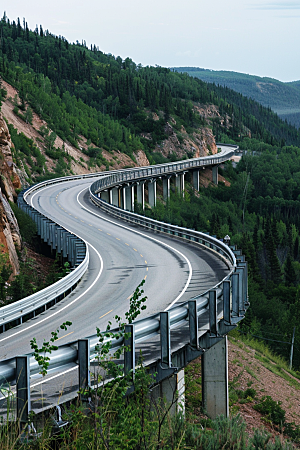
[0,113,22,275]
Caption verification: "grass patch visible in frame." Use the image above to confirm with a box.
[230,333,300,381]
[245,366,259,380]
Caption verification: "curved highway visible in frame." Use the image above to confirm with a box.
[0,177,229,360]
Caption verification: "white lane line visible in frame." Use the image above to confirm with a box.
[76,188,193,311]
[0,188,104,344]
[31,367,76,388]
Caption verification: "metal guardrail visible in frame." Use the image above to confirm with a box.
[91,146,238,193]
[0,145,237,331]
[0,195,89,331]
[0,145,247,421]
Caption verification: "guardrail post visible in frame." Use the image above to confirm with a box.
[188,300,198,347]
[209,290,218,336]
[238,261,248,306]
[124,324,135,376]
[231,273,239,315]
[16,356,30,424]
[235,267,245,314]
[160,312,171,366]
[223,281,231,324]
[78,339,90,398]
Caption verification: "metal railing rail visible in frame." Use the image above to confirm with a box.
[0,144,247,420]
[0,145,237,330]
[91,146,238,194]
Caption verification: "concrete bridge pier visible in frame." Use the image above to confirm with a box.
[212,166,218,185]
[150,369,185,416]
[163,177,171,201]
[175,173,185,195]
[124,185,134,211]
[100,190,109,203]
[111,187,119,207]
[202,337,229,419]
[192,169,200,191]
[136,182,145,210]
[148,179,157,208]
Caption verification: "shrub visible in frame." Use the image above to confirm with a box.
[254,396,285,426]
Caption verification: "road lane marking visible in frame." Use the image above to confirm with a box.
[140,254,143,257]
[116,238,120,240]
[31,367,76,388]
[145,260,147,264]
[77,188,193,311]
[99,309,113,319]
[0,191,105,344]
[133,248,137,252]
[57,331,74,341]
[125,243,129,246]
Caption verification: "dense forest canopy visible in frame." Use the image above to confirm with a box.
[173,67,300,128]
[2,15,300,369]
[1,13,300,163]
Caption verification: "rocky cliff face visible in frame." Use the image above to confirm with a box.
[0,112,22,275]
[154,120,217,160]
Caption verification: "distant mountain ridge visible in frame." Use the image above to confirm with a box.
[173,67,300,128]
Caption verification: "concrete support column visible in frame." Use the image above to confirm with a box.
[163,177,171,201]
[100,190,109,203]
[148,179,156,208]
[136,182,145,210]
[175,173,185,196]
[122,187,126,210]
[109,189,113,205]
[111,187,119,207]
[212,166,218,185]
[119,188,123,208]
[151,369,185,416]
[202,337,229,419]
[124,185,134,211]
[192,169,200,191]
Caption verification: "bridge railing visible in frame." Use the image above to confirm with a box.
[0,145,247,420]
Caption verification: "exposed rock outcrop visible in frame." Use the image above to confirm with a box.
[0,189,20,275]
[154,121,217,160]
[0,112,22,275]
[0,112,21,201]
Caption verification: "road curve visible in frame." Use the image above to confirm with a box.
[0,176,229,360]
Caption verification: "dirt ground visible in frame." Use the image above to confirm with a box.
[186,336,300,442]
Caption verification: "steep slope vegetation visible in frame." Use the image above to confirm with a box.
[0,14,300,185]
[174,67,300,128]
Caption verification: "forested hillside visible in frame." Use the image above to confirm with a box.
[145,139,300,370]
[174,67,300,128]
[2,14,300,371]
[0,14,300,187]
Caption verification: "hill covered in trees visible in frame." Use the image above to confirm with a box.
[2,14,300,371]
[173,67,300,128]
[0,14,300,186]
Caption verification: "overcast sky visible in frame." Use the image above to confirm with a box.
[3,1,300,82]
